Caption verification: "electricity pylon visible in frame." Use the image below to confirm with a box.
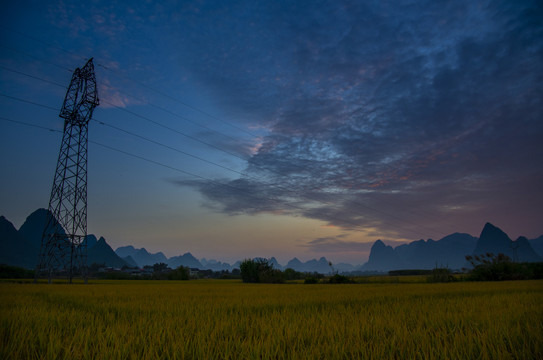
[35,58,99,283]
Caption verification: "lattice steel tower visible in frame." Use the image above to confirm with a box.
[35,58,99,283]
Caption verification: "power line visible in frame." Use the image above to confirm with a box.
[0,81,447,240]
[0,116,61,133]
[95,63,260,139]
[92,118,248,178]
[0,57,452,239]
[0,93,60,112]
[0,44,75,73]
[0,115,372,232]
[1,24,259,139]
[100,98,253,162]
[99,82,249,146]
[2,115,443,239]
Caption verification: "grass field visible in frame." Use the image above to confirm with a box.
[1,279,542,359]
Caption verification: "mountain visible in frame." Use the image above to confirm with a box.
[115,246,168,267]
[88,237,129,268]
[167,252,203,269]
[286,257,303,270]
[269,257,284,271]
[361,223,541,272]
[362,240,406,271]
[84,234,98,249]
[530,235,543,257]
[473,223,511,256]
[0,216,36,268]
[1,208,63,268]
[393,233,477,269]
[472,223,541,262]
[0,209,129,269]
[284,257,334,274]
[335,263,355,273]
[16,208,64,267]
[3,209,543,273]
[122,255,138,267]
[115,245,137,258]
[200,258,234,271]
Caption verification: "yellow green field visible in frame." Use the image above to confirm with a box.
[1,279,542,359]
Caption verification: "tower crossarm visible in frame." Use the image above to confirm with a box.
[59,58,99,126]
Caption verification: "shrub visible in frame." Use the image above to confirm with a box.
[240,258,284,283]
[427,268,456,283]
[304,276,319,284]
[167,266,189,280]
[465,253,543,281]
[328,274,353,284]
[0,264,34,279]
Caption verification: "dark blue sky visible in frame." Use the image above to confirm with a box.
[1,0,542,264]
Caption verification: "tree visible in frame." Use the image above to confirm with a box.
[153,262,169,273]
[464,253,542,281]
[240,258,262,283]
[240,258,284,283]
[168,266,189,280]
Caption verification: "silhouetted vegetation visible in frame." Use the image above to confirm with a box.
[304,276,319,284]
[328,274,354,284]
[0,264,34,279]
[167,266,190,280]
[465,253,543,281]
[240,258,284,283]
[239,258,331,283]
[389,269,432,276]
[427,268,456,283]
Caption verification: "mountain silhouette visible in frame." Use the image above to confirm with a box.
[530,235,543,258]
[200,258,235,271]
[115,246,169,267]
[167,252,202,269]
[2,209,542,273]
[473,223,511,256]
[88,237,129,268]
[394,233,477,269]
[362,223,541,271]
[0,216,35,268]
[283,257,333,273]
[472,223,541,262]
[1,209,128,269]
[362,240,406,271]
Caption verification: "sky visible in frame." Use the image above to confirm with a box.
[1,0,542,265]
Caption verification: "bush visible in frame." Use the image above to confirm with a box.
[328,274,354,284]
[0,264,34,279]
[168,266,190,280]
[465,253,543,281]
[304,277,319,284]
[240,258,284,283]
[427,268,456,283]
[240,258,260,283]
[284,268,304,280]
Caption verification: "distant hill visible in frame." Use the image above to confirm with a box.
[0,209,128,269]
[115,246,169,267]
[474,223,541,262]
[0,216,35,268]
[362,240,406,271]
[285,257,333,274]
[2,209,542,273]
[530,235,543,258]
[361,223,541,271]
[88,237,129,268]
[167,253,203,269]
[200,258,235,271]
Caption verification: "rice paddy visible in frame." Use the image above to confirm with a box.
[1,279,542,359]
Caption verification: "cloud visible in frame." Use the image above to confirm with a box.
[172,0,543,240]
